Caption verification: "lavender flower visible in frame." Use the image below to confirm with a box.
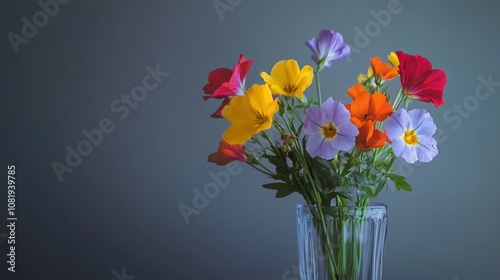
[385,108,438,164]
[303,98,358,159]
[306,30,350,71]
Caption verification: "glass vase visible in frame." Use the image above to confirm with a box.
[296,203,388,280]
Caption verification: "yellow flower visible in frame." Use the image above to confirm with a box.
[387,51,399,67]
[260,60,313,99]
[357,67,373,83]
[222,84,279,144]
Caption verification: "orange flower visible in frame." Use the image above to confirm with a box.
[347,84,366,100]
[356,121,390,150]
[370,57,399,82]
[346,84,392,149]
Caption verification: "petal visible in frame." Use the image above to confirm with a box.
[401,144,418,164]
[388,52,399,67]
[304,107,324,134]
[385,109,408,140]
[269,84,287,96]
[293,84,305,99]
[208,150,234,165]
[284,60,300,83]
[348,89,370,120]
[260,71,276,85]
[416,136,438,162]
[320,30,350,66]
[410,69,447,107]
[270,60,289,82]
[305,37,320,62]
[350,117,365,128]
[238,59,253,82]
[313,138,339,159]
[299,65,314,88]
[246,84,273,114]
[255,115,273,134]
[210,97,231,118]
[211,83,240,98]
[330,133,356,152]
[203,83,219,98]
[336,120,359,138]
[237,54,246,64]
[306,133,329,158]
[397,50,446,107]
[265,96,280,117]
[321,97,337,123]
[358,129,388,150]
[408,109,436,136]
[203,67,233,96]
[357,73,367,84]
[221,142,247,162]
[370,57,398,80]
[208,141,247,165]
[370,92,393,121]
[390,138,406,158]
[333,101,353,124]
[207,68,233,87]
[222,124,257,145]
[357,121,375,142]
[221,95,255,125]
[347,84,367,99]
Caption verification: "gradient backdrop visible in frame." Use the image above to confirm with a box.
[2,0,500,279]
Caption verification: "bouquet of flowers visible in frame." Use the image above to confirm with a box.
[203,29,446,279]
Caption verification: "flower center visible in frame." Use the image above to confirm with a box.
[403,130,418,145]
[362,113,375,122]
[284,84,298,94]
[322,122,337,139]
[255,111,268,124]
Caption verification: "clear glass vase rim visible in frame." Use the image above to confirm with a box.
[296,202,387,210]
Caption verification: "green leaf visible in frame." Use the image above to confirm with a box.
[373,177,388,197]
[309,157,340,195]
[388,174,413,192]
[276,186,296,198]
[299,95,308,105]
[262,182,289,190]
[262,182,296,198]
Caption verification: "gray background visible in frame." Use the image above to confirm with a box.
[1,0,499,279]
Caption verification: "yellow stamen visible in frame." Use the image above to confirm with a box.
[403,130,418,145]
[322,123,337,139]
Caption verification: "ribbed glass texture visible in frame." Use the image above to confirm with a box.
[297,203,388,280]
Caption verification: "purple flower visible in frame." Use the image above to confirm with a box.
[303,98,358,159]
[306,30,350,70]
[385,108,438,164]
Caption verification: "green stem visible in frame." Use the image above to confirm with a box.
[315,69,322,104]
[296,154,338,279]
[372,147,381,166]
[335,197,347,277]
[285,97,303,121]
[340,148,357,177]
[260,131,275,147]
[392,88,405,110]
[245,162,274,177]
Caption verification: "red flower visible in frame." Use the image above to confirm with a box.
[396,51,447,108]
[208,141,248,165]
[203,54,253,118]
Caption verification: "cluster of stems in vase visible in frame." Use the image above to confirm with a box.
[203,29,447,208]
